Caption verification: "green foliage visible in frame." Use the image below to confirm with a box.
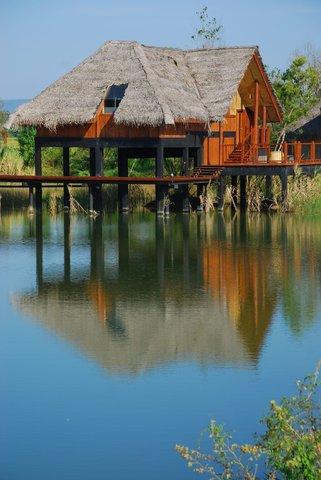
[260,366,321,479]
[191,6,222,48]
[176,364,321,479]
[16,126,36,167]
[0,100,9,129]
[270,56,320,142]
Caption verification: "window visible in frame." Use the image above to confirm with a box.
[104,84,127,114]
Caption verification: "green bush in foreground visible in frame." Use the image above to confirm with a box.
[176,363,321,479]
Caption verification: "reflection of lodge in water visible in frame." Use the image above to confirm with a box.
[12,213,321,374]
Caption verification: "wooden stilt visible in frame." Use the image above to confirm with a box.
[195,146,204,211]
[240,176,247,210]
[156,144,165,215]
[35,144,42,211]
[89,146,104,213]
[63,147,70,210]
[182,147,190,213]
[118,148,129,213]
[231,175,238,209]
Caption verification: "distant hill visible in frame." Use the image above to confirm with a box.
[2,99,29,113]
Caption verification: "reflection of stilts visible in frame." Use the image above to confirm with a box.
[118,214,129,277]
[64,213,71,283]
[155,216,165,287]
[90,217,104,281]
[182,215,190,287]
[35,212,43,290]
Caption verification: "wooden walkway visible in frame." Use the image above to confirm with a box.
[0,174,215,186]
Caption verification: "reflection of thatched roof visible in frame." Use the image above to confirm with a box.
[288,100,321,140]
[13,286,251,375]
[7,41,261,129]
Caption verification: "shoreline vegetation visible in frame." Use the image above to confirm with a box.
[176,364,321,480]
[1,137,321,215]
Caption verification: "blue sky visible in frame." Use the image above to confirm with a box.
[1,0,321,99]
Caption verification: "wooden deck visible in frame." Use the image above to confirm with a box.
[0,174,215,186]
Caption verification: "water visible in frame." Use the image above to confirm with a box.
[1,211,320,480]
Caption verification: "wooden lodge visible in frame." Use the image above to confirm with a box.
[4,40,321,213]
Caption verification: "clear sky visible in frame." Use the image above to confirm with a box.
[1,0,321,99]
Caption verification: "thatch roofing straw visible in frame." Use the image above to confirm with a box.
[287,100,321,140]
[7,40,260,130]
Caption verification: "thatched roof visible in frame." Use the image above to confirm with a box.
[287,100,321,140]
[7,40,263,130]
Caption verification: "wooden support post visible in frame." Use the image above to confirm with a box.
[89,148,95,212]
[280,172,288,208]
[195,145,203,168]
[262,106,267,145]
[253,81,260,147]
[181,147,190,213]
[28,186,35,214]
[182,146,189,175]
[265,175,273,201]
[240,175,247,210]
[231,175,238,209]
[63,147,70,210]
[89,146,103,213]
[156,144,165,215]
[118,148,129,213]
[195,146,204,211]
[217,176,225,211]
[35,143,42,211]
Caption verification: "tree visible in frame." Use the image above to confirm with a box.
[269,56,320,143]
[293,43,321,96]
[16,126,36,168]
[191,6,222,48]
[176,363,321,479]
[0,100,9,130]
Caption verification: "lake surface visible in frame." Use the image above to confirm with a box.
[1,211,320,480]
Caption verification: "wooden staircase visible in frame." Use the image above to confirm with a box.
[193,166,222,179]
[225,145,251,164]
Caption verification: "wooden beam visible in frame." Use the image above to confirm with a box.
[262,106,267,145]
[253,52,283,122]
[254,81,260,146]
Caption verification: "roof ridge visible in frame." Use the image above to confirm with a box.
[134,43,175,125]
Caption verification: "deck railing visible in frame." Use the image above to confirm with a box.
[223,140,321,166]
